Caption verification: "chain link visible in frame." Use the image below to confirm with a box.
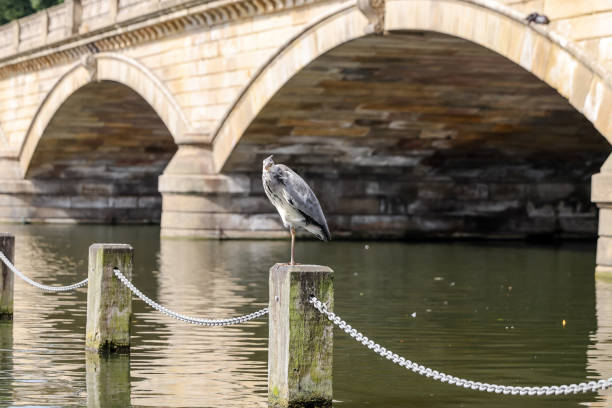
[310,296,612,396]
[0,251,88,292]
[113,268,268,326]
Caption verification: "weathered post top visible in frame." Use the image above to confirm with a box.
[0,233,15,321]
[86,243,133,354]
[269,263,334,408]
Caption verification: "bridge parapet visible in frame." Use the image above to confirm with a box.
[0,0,249,63]
[0,1,76,60]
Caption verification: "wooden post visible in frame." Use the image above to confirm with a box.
[86,244,133,353]
[0,234,14,321]
[86,353,130,407]
[268,264,334,408]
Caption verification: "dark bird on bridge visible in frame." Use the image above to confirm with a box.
[262,155,331,265]
[526,12,549,24]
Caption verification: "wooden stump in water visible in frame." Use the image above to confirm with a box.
[86,244,133,353]
[0,234,14,321]
[268,263,334,408]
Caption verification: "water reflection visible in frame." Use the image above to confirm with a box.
[86,353,130,407]
[588,276,612,407]
[0,225,608,407]
[129,238,268,407]
[0,321,13,403]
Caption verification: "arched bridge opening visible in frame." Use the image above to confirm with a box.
[221,31,610,239]
[24,80,177,223]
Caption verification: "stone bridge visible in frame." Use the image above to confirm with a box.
[0,0,611,268]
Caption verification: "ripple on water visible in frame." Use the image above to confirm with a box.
[0,226,608,407]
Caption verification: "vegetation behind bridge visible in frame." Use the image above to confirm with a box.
[0,0,62,25]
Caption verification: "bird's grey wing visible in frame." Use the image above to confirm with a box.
[275,165,331,240]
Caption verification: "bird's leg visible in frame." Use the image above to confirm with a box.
[290,226,296,265]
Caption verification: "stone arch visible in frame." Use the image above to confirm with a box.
[19,52,189,177]
[211,0,612,172]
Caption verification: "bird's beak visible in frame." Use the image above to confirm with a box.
[264,155,274,171]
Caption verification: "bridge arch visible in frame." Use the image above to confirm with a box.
[211,0,612,172]
[19,52,189,177]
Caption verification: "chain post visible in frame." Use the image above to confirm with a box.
[86,244,133,354]
[268,263,334,408]
[0,234,14,321]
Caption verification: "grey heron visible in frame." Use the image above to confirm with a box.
[262,155,331,265]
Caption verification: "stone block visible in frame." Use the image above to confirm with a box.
[0,206,33,218]
[137,196,161,209]
[127,208,161,222]
[594,84,612,140]
[0,194,32,206]
[31,194,71,208]
[553,11,612,41]
[534,183,575,202]
[71,196,111,209]
[350,214,415,232]
[162,193,272,213]
[79,183,114,196]
[592,172,612,203]
[598,237,612,266]
[544,0,612,20]
[160,211,282,231]
[160,227,287,239]
[365,180,418,197]
[559,216,597,235]
[158,174,250,194]
[584,79,607,138]
[328,197,381,214]
[489,183,530,201]
[162,146,214,175]
[515,216,557,234]
[110,197,138,209]
[599,207,612,236]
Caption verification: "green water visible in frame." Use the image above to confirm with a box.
[0,225,610,407]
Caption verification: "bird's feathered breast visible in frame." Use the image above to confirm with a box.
[270,164,331,240]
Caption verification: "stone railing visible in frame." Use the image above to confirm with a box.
[0,0,213,61]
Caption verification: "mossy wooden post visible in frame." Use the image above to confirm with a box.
[86,244,133,353]
[0,234,14,321]
[269,264,334,408]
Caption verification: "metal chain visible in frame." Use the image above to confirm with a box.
[310,296,612,396]
[0,251,88,292]
[113,268,268,326]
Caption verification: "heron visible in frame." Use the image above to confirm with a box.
[262,155,331,265]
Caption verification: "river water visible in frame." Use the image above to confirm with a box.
[0,224,611,407]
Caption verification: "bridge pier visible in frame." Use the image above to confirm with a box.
[159,143,285,239]
[593,155,612,275]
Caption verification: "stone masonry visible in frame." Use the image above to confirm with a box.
[0,0,611,265]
